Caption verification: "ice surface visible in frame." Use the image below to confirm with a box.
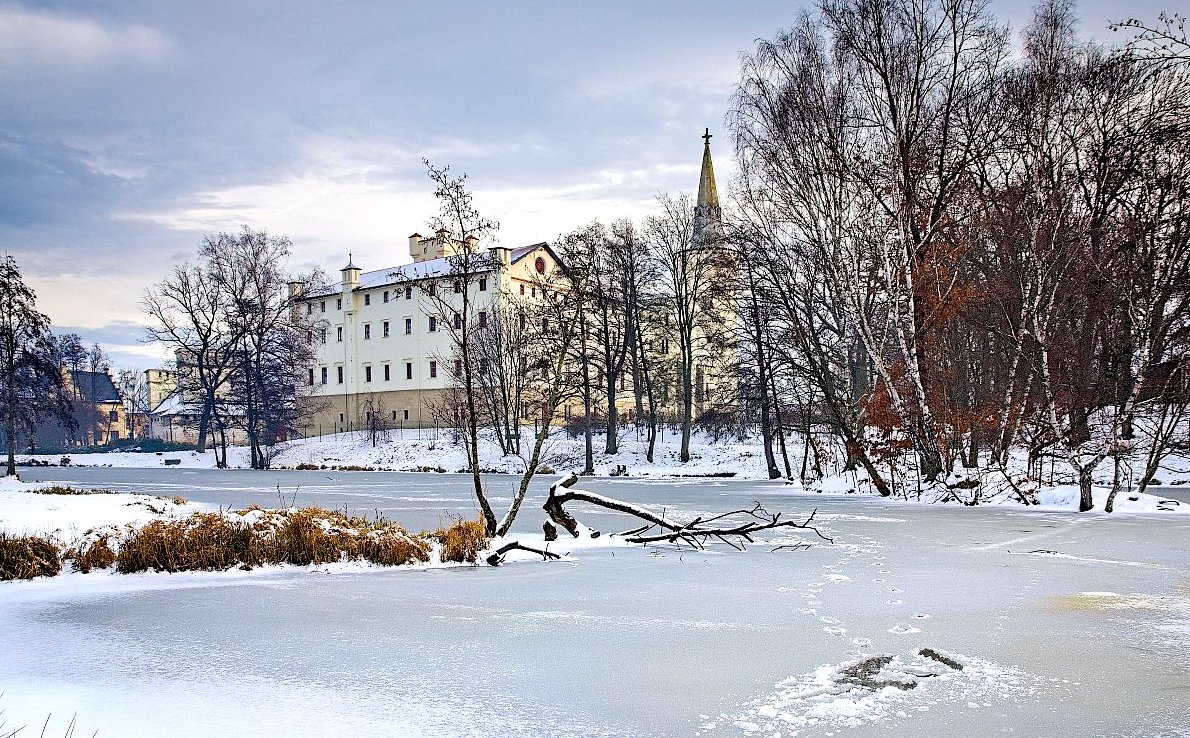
[2,470,1189,737]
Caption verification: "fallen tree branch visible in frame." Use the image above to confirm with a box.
[542,473,832,549]
[485,541,563,567]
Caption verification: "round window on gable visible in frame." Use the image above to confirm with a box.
[534,256,546,274]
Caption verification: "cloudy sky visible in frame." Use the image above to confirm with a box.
[0,0,1169,370]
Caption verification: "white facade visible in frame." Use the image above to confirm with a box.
[296,234,560,433]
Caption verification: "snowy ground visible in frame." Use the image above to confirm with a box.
[2,470,1189,737]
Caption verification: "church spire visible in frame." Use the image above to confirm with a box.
[695,127,721,243]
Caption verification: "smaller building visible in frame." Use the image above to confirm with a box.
[64,369,126,445]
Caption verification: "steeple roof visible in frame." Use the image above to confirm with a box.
[697,127,719,213]
[694,128,722,244]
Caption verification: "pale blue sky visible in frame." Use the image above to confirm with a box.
[0,0,1172,369]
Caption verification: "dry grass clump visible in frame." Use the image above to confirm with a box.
[114,507,432,573]
[117,513,265,573]
[432,518,488,563]
[68,535,117,573]
[0,533,62,580]
[34,485,114,496]
[360,530,431,566]
[271,508,429,566]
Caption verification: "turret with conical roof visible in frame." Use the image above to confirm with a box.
[694,128,722,245]
[341,253,361,291]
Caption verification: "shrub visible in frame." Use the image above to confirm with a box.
[0,533,61,580]
[69,536,117,573]
[433,518,488,563]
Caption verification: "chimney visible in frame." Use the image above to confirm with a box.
[408,232,423,261]
[464,234,479,252]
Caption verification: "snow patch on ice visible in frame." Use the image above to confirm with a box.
[706,651,1035,736]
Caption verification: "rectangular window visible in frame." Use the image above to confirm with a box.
[403,409,409,421]
[519,284,525,295]
[453,280,462,294]
[306,303,312,315]
[453,312,461,330]
[321,301,326,313]
[308,368,315,386]
[405,286,412,300]
[405,362,413,380]
[392,410,397,421]
[404,318,412,335]
[428,283,436,297]
[429,360,437,378]
[383,364,390,381]
[336,326,343,342]
[339,413,345,423]
[321,367,327,384]
[479,277,488,291]
[428,316,437,332]
[383,321,390,337]
[519,314,526,331]
[319,328,327,343]
[109,409,119,422]
[337,366,344,384]
[336,298,342,310]
[363,323,371,340]
[365,366,372,382]
[364,293,371,306]
[383,290,389,303]
[478,310,487,329]
[454,358,462,376]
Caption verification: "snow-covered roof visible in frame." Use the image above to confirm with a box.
[303,243,551,299]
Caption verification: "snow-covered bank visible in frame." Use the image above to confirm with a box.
[13,425,1190,513]
[0,476,198,541]
[17,429,770,476]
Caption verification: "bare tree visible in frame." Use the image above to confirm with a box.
[211,230,323,470]
[419,160,501,534]
[144,256,239,454]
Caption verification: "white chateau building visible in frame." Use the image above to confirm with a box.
[295,231,561,433]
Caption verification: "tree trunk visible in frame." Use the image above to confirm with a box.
[1078,466,1095,512]
[604,375,618,454]
[4,401,16,478]
[680,370,693,463]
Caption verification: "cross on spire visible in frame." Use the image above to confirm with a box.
[702,127,713,145]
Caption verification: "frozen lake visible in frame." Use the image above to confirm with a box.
[3,468,1189,737]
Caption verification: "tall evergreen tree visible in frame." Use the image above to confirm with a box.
[0,255,72,477]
